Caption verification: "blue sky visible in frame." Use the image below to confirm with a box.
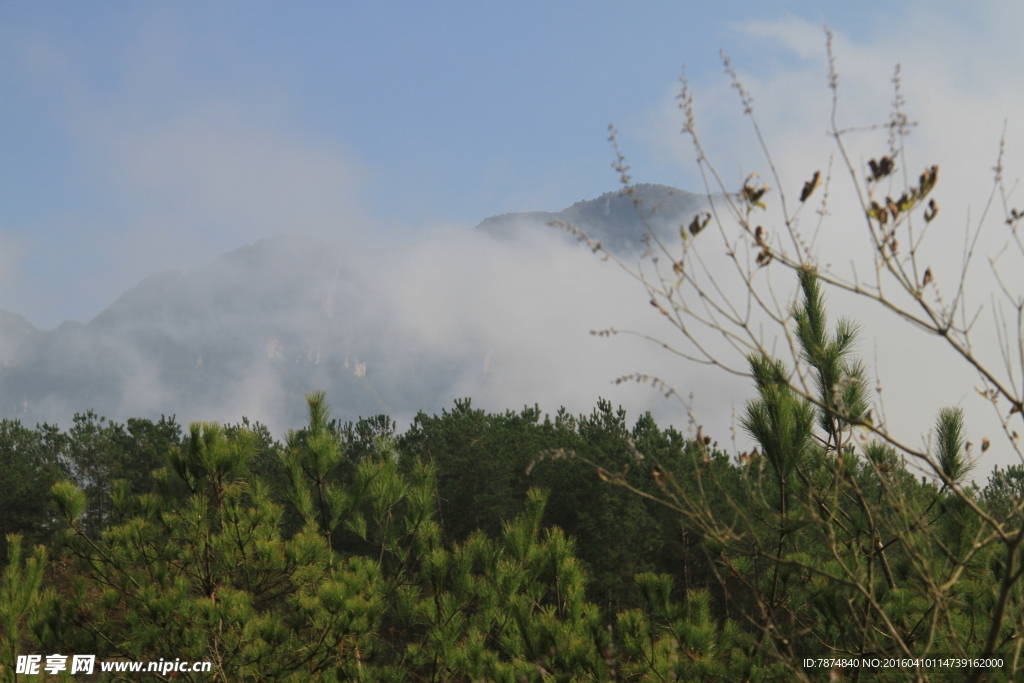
[0,1,979,328]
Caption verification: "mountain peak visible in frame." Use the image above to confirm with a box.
[475,184,705,252]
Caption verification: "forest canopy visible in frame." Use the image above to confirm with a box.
[0,379,1021,680]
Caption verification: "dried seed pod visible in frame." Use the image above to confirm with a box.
[800,170,821,202]
[688,211,711,236]
[868,156,895,181]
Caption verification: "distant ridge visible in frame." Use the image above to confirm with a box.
[475,183,706,253]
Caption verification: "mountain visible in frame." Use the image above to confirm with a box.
[0,235,419,430]
[0,185,706,432]
[475,183,706,253]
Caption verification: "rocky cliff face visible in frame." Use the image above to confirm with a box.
[475,184,706,253]
[0,234,401,429]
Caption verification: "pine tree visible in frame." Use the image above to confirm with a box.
[46,416,385,681]
[0,536,48,683]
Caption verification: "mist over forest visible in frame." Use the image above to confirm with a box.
[0,184,720,437]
